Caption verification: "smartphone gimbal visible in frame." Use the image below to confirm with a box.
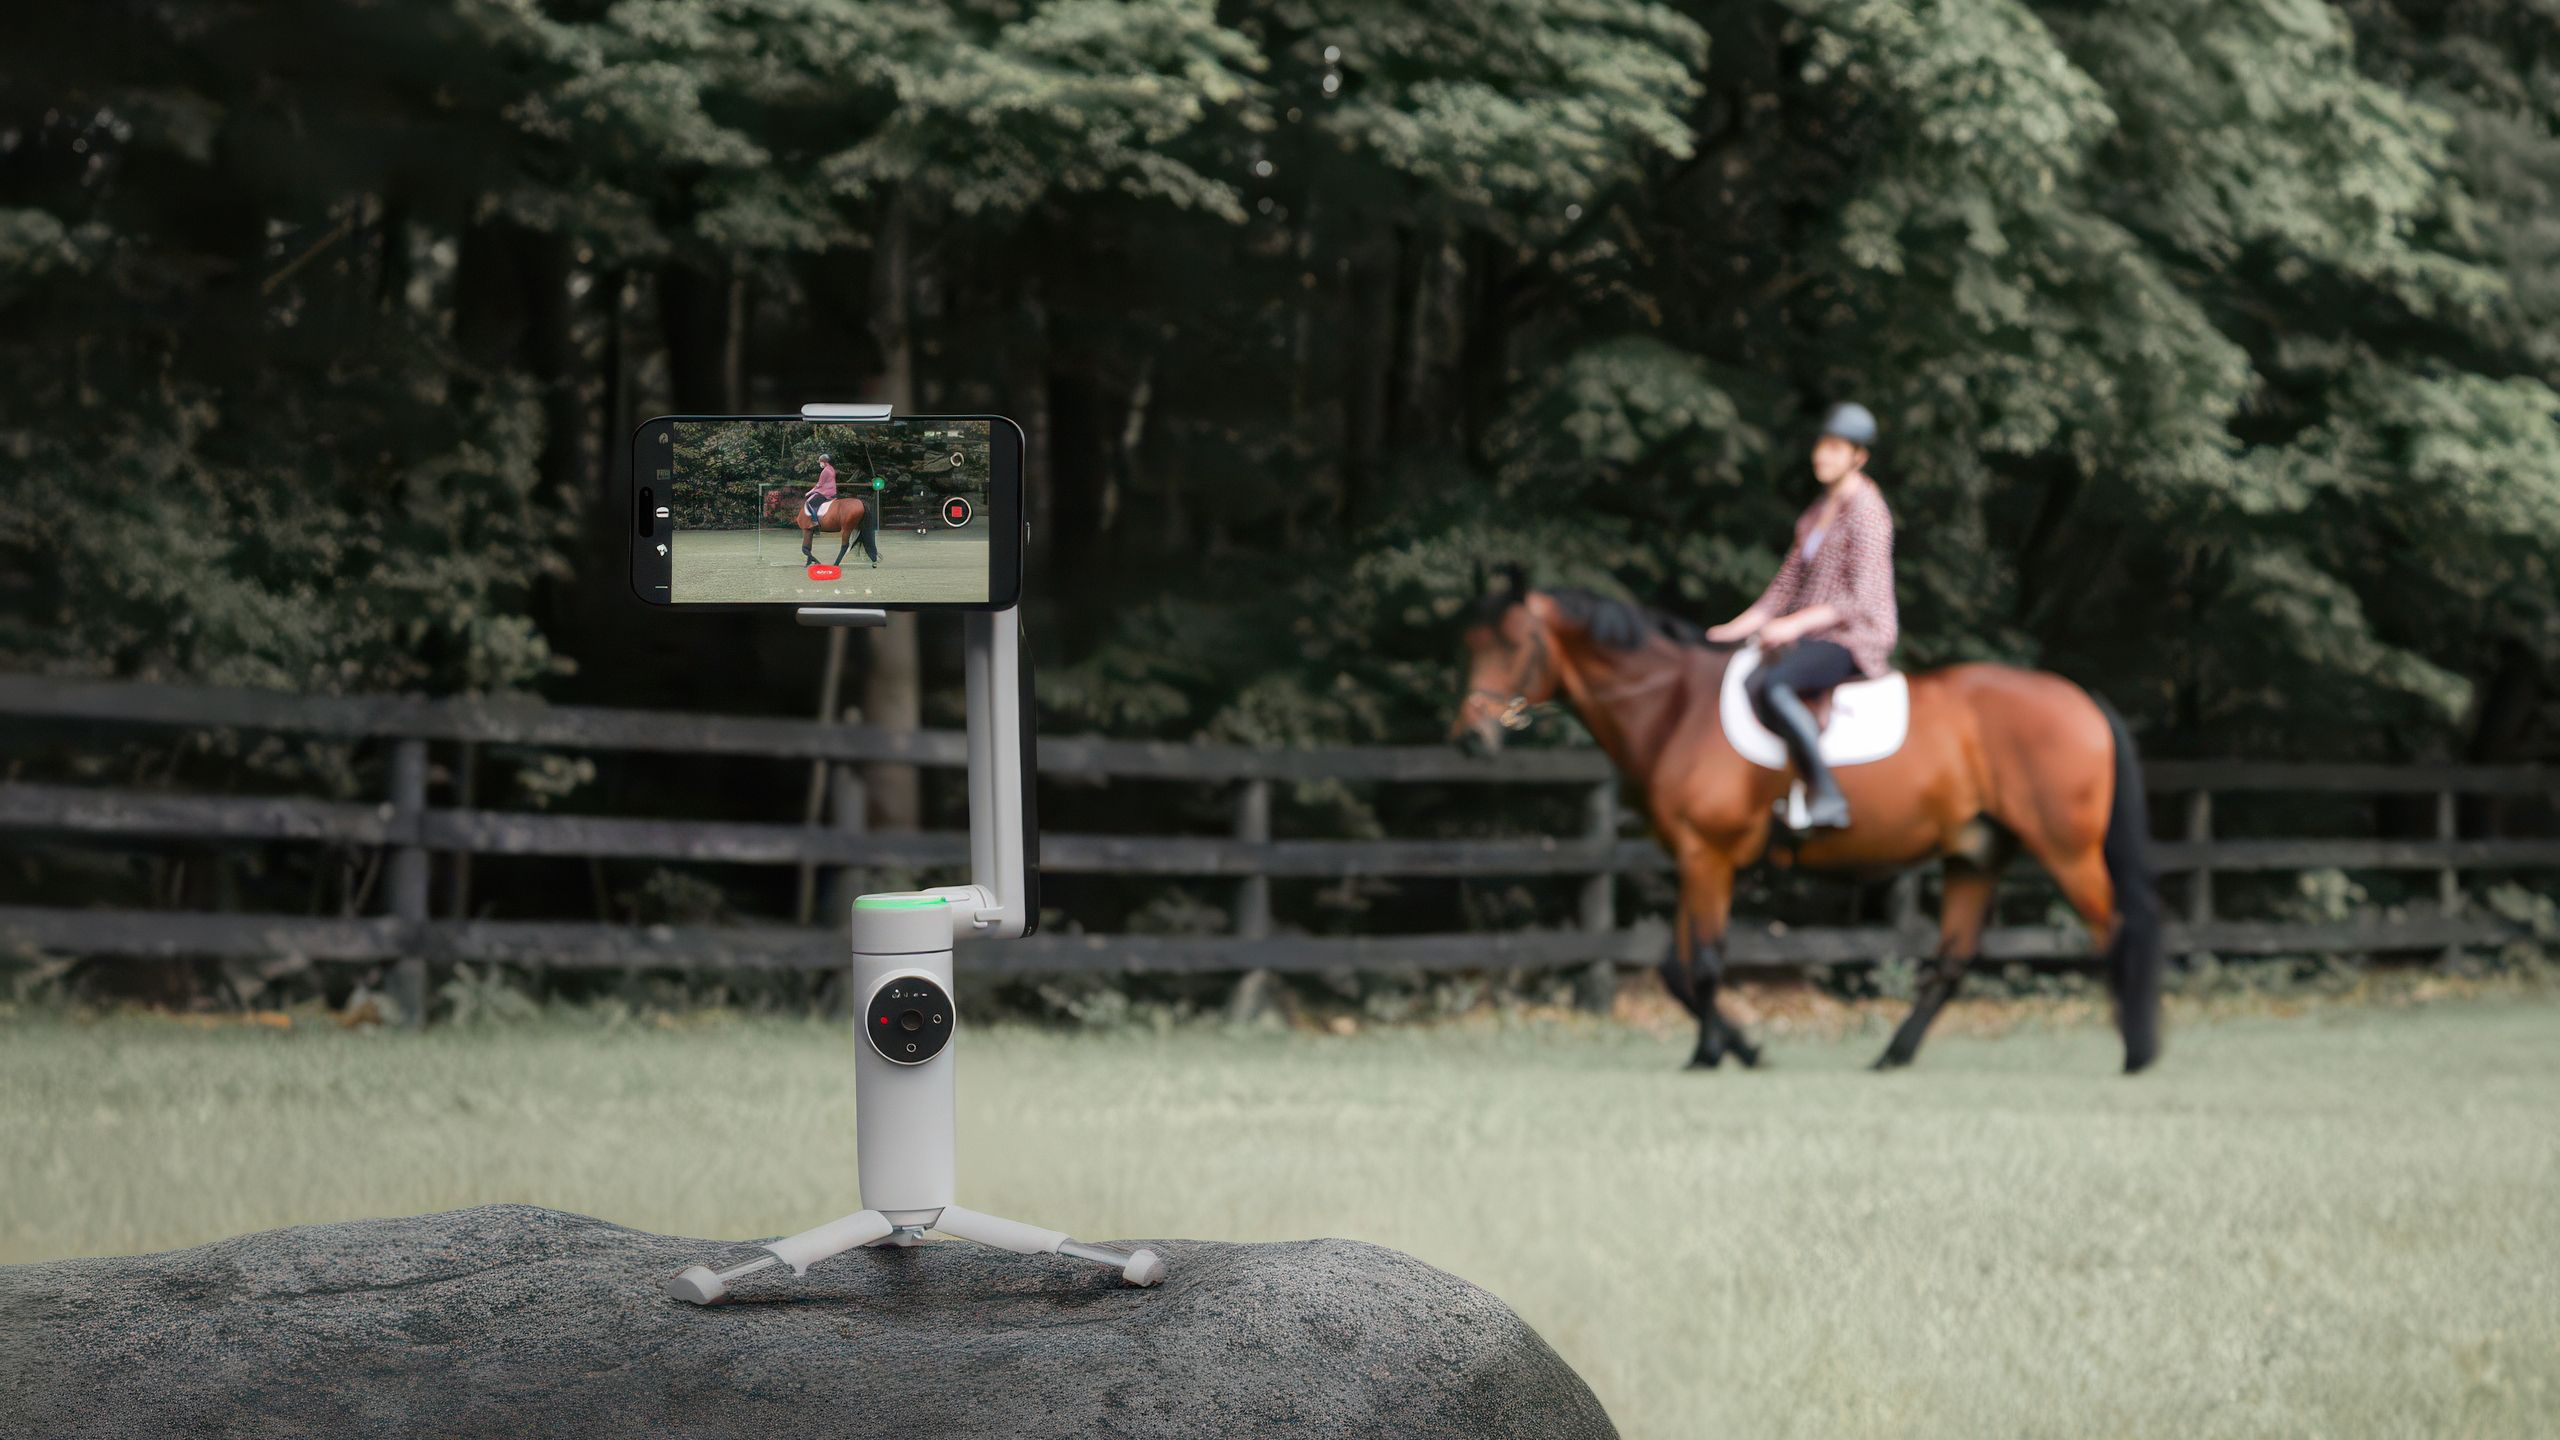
[666,404,1165,1303]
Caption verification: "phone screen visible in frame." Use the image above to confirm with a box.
[649,418,1002,605]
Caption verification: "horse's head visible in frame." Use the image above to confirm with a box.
[1452,569,1732,756]
[1450,564,1560,756]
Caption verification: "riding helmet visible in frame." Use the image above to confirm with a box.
[1819,402,1878,449]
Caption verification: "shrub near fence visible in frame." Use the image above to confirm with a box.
[1,674,2556,1026]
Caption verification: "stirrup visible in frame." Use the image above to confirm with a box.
[1777,781,1850,834]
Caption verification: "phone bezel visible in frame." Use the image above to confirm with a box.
[629,413,1026,611]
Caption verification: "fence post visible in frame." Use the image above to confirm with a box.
[447,741,477,921]
[797,631,852,925]
[2437,788,2461,966]
[387,737,429,1029]
[1225,779,1278,1025]
[1575,781,1618,1014]
[2185,789,2214,953]
[821,745,869,926]
[1234,779,1273,940]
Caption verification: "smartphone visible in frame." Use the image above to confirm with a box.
[630,414,1025,609]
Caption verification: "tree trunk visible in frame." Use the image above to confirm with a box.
[1016,283,1053,577]
[2463,638,2544,835]
[1381,224,1423,462]
[1340,248,1394,532]
[599,271,633,527]
[1044,365,1109,621]
[1457,235,1513,469]
[660,260,741,411]
[455,218,583,670]
[721,264,747,411]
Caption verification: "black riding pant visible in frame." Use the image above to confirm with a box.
[1745,637,1861,726]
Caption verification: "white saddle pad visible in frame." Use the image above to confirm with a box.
[1719,643,1911,771]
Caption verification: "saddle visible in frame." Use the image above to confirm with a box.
[1719,644,1911,831]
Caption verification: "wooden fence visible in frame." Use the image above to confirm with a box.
[2,673,2555,1022]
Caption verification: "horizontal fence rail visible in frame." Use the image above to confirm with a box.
[1,674,2553,1017]
[11,780,2560,879]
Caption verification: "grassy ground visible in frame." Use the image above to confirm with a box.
[3,986,2555,1438]
[669,523,986,603]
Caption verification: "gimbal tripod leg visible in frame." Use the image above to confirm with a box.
[935,1204,1167,1287]
[664,1208,899,1305]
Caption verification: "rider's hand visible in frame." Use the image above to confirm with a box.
[1756,616,1801,647]
[1705,618,1755,643]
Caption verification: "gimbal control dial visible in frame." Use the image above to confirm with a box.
[864,974,953,1066]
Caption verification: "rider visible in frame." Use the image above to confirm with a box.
[1704,402,1898,832]
[804,452,837,521]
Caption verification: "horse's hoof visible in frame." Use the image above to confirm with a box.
[1685,1053,1724,1072]
[1733,1045,1764,1069]
[1869,1051,1909,1071]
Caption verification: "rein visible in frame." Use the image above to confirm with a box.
[1472,624,1687,733]
[1588,668,1684,705]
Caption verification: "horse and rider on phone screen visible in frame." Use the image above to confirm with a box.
[655,419,996,605]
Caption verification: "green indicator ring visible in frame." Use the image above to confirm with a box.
[855,895,949,910]
[870,477,885,490]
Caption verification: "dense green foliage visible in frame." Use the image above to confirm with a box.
[4,1,2555,757]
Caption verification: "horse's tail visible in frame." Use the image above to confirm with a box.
[2093,691,2162,1073]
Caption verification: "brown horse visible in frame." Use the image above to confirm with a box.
[770,487,879,569]
[1452,574,2161,1073]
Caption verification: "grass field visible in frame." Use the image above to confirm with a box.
[670,523,987,603]
[4,991,2554,1438]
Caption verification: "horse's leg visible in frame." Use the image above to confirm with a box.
[1873,859,1998,1070]
[833,520,851,566]
[2031,841,2125,1008]
[1673,848,1750,1071]
[800,516,815,564]
[1656,916,1705,1024]
[1719,999,1762,1068]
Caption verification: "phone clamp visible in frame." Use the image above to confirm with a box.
[801,402,895,423]
[666,600,1167,1303]
[796,608,889,629]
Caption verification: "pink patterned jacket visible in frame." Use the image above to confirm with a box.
[1752,478,1898,677]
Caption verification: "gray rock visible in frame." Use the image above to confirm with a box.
[0,1204,1615,1439]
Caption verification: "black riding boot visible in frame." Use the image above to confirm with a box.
[1761,683,1851,831]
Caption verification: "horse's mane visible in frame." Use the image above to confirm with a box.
[1476,582,1726,654]
[1551,588,1714,652]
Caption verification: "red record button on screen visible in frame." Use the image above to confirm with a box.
[941,496,973,527]
[806,564,842,581]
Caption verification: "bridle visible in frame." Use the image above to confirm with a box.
[1468,620,1555,732]
[1468,615,1689,734]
